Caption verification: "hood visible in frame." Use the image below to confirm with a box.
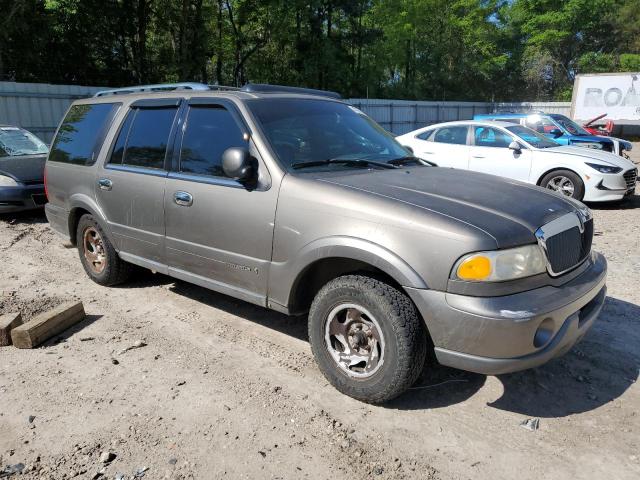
[0,154,46,183]
[549,145,636,171]
[316,167,581,249]
[567,134,614,145]
[609,136,633,150]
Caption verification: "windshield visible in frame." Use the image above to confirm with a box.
[0,127,49,157]
[551,114,591,136]
[506,125,560,149]
[247,98,410,172]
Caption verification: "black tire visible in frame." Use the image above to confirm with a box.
[76,214,132,286]
[308,274,427,403]
[539,169,585,200]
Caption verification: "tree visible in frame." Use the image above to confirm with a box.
[2,0,640,101]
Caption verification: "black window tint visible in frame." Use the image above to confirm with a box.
[122,108,177,169]
[179,106,246,177]
[108,111,135,165]
[49,103,119,165]
[433,126,468,145]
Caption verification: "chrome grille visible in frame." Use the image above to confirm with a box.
[623,168,637,190]
[536,213,593,276]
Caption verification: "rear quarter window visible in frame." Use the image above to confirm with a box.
[49,103,120,166]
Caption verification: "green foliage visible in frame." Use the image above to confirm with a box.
[578,52,618,73]
[620,54,640,72]
[1,0,640,101]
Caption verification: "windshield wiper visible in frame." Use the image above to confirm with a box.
[291,158,398,170]
[388,155,436,167]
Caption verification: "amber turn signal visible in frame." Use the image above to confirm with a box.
[456,255,492,280]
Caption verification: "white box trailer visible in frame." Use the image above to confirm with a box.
[572,73,640,131]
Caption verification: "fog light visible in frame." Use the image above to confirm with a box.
[533,318,555,348]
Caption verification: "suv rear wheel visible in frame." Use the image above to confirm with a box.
[308,275,426,403]
[76,214,132,286]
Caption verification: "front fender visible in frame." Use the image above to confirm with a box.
[267,236,428,311]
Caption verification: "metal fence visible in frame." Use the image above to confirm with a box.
[0,81,573,143]
[0,82,103,143]
[348,99,572,135]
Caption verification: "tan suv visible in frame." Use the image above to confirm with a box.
[45,83,607,403]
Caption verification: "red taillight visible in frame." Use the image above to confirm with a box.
[44,165,49,200]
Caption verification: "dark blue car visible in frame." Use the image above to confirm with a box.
[0,125,49,213]
[473,112,632,156]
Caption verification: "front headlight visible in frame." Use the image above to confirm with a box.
[453,245,547,282]
[0,174,18,187]
[585,162,622,174]
[573,141,603,150]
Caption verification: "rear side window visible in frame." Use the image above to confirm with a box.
[109,107,178,170]
[179,106,246,177]
[433,126,468,145]
[49,103,119,165]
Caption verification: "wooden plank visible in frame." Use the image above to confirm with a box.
[11,302,85,349]
[0,312,23,347]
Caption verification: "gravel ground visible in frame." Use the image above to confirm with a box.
[0,149,639,480]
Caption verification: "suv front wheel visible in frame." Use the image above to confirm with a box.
[76,214,132,286]
[308,275,426,403]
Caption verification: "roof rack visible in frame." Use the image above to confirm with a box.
[93,81,341,99]
[94,82,214,97]
[240,83,341,99]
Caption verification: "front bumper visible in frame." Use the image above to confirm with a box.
[583,170,636,202]
[406,252,607,375]
[0,184,47,213]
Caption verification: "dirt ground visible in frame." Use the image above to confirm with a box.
[1,152,639,480]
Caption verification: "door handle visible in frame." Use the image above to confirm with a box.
[98,178,113,191]
[471,155,485,159]
[174,191,193,207]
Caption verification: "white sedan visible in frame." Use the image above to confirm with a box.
[396,120,637,202]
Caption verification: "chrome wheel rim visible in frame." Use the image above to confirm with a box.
[324,304,384,378]
[83,227,106,274]
[546,175,575,197]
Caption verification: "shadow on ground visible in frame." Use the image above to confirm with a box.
[587,192,640,210]
[134,270,640,414]
[44,314,104,345]
[169,279,309,342]
[0,209,48,224]
[390,297,638,414]
[488,296,639,417]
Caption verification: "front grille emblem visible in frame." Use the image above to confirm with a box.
[535,212,593,276]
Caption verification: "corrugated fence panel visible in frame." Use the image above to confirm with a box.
[0,82,103,143]
[0,82,573,143]
[348,99,571,134]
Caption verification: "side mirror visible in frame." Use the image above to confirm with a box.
[548,128,563,138]
[508,141,522,152]
[222,147,254,182]
[405,145,414,154]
